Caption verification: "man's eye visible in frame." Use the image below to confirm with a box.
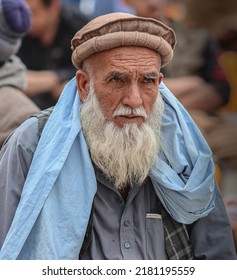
[144,77,156,84]
[110,74,126,83]
[111,76,122,82]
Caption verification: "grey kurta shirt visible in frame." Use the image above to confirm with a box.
[0,117,236,259]
[80,171,168,259]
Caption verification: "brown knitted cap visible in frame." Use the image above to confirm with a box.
[71,12,176,69]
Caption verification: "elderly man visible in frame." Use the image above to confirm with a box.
[0,13,236,260]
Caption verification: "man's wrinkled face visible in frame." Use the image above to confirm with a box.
[76,46,164,188]
[77,46,163,129]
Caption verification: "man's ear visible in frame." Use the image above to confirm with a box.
[159,72,164,84]
[76,70,90,102]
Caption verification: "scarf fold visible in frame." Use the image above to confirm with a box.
[150,83,215,224]
[0,78,215,260]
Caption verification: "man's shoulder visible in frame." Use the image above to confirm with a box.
[2,116,39,157]
[32,107,54,137]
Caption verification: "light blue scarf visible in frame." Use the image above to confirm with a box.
[0,78,215,260]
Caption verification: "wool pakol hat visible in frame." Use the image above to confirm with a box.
[71,12,176,68]
[0,0,31,63]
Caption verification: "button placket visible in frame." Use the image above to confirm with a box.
[119,184,142,259]
[120,213,136,258]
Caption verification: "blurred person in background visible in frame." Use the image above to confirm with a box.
[0,0,39,148]
[61,0,80,9]
[67,0,134,19]
[18,0,89,109]
[180,0,237,43]
[93,0,134,17]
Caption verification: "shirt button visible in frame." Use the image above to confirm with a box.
[124,219,130,227]
[124,242,131,249]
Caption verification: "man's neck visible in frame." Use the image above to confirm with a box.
[118,185,131,201]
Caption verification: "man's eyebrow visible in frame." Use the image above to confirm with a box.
[105,71,159,81]
[105,71,127,80]
[143,72,159,78]
[110,71,126,77]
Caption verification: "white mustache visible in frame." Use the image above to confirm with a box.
[113,106,148,119]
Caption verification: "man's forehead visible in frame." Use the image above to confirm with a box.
[88,46,162,72]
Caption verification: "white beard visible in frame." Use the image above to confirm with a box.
[80,83,165,190]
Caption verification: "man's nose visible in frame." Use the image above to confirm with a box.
[122,83,143,108]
